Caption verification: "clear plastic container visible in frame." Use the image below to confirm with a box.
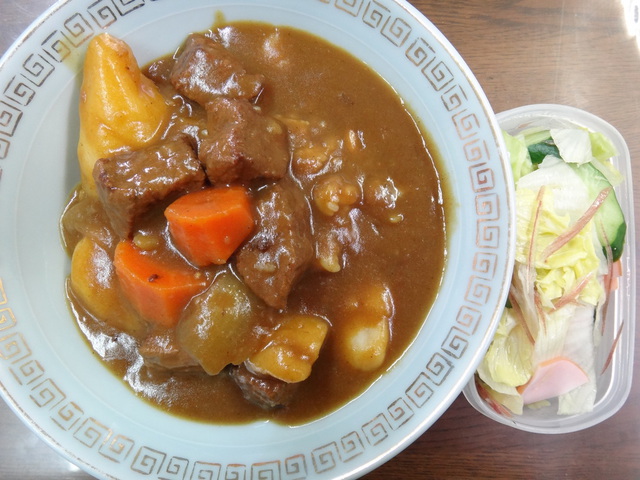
[463,104,636,434]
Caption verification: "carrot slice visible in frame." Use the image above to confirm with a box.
[113,240,207,328]
[165,186,254,266]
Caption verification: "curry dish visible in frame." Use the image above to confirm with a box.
[60,22,447,424]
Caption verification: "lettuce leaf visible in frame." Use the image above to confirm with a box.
[516,156,590,221]
[557,305,597,414]
[502,130,534,183]
[550,128,592,165]
[589,130,618,162]
[479,150,606,415]
[589,131,623,186]
[479,309,534,388]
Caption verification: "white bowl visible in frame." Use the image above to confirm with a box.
[0,0,514,477]
[463,104,636,434]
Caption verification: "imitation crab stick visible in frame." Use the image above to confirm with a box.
[517,356,589,405]
[165,186,254,266]
[113,240,208,328]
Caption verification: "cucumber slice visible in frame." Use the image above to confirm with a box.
[528,140,560,165]
[570,162,626,261]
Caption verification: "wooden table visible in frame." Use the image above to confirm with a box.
[1,0,639,478]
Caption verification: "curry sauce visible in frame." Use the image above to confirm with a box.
[61,22,447,425]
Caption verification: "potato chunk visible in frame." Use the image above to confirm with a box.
[70,237,146,336]
[340,313,389,371]
[78,33,168,196]
[337,283,394,372]
[247,314,329,383]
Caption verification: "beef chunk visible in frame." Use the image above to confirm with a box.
[199,97,290,184]
[144,57,175,86]
[93,139,206,237]
[139,328,200,371]
[170,33,264,105]
[229,363,298,409]
[236,181,313,309]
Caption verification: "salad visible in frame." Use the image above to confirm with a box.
[476,122,626,416]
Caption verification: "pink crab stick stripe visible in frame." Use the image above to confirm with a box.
[518,356,589,405]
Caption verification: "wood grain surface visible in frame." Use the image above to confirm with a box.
[0,0,638,478]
